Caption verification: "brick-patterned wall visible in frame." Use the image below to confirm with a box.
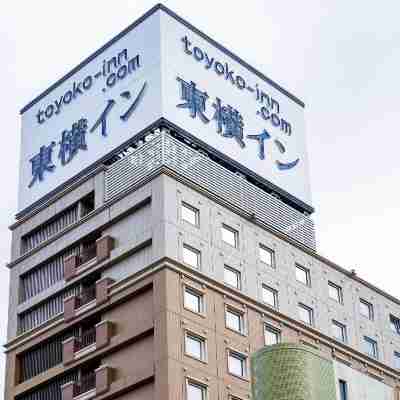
[251,344,337,400]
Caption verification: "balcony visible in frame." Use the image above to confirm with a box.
[61,366,112,400]
[64,278,115,323]
[76,285,97,309]
[75,328,96,353]
[74,371,96,397]
[64,236,114,281]
[63,321,113,365]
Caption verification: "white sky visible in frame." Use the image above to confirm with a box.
[1,0,399,393]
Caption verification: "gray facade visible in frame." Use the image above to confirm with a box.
[7,129,400,370]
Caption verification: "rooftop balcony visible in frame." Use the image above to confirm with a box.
[104,129,316,250]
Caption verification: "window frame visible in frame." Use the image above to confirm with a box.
[298,303,314,326]
[338,379,348,400]
[359,298,374,320]
[181,202,200,227]
[264,324,281,346]
[295,264,311,286]
[183,287,204,315]
[224,265,241,290]
[182,244,201,269]
[332,319,347,343]
[259,244,275,268]
[390,314,400,335]
[225,307,245,335]
[363,335,378,359]
[186,379,207,400]
[328,281,343,304]
[227,349,248,378]
[221,224,238,248]
[184,331,207,362]
[394,351,400,369]
[261,284,278,309]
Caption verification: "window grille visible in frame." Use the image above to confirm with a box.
[17,370,79,400]
[21,204,79,254]
[20,245,80,302]
[19,327,79,382]
[104,131,316,250]
[18,285,80,334]
[20,192,95,255]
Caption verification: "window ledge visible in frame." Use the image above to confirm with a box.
[76,299,96,316]
[74,343,97,360]
[74,388,96,400]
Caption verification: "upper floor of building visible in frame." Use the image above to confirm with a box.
[5,128,400,374]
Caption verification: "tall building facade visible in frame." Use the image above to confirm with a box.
[4,5,400,400]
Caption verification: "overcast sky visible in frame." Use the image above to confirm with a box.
[1,0,399,393]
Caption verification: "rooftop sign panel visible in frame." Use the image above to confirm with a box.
[18,4,312,215]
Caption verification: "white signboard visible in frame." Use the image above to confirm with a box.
[18,12,163,212]
[160,11,311,208]
[19,6,312,213]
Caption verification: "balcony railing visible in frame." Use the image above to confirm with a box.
[78,243,97,266]
[73,372,96,396]
[104,130,316,250]
[76,285,96,308]
[75,328,96,352]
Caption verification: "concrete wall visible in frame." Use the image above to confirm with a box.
[334,360,395,400]
[160,174,400,368]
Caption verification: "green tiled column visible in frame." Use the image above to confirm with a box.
[251,344,337,400]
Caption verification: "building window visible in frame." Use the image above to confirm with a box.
[186,380,207,400]
[360,299,374,320]
[390,314,400,335]
[228,350,247,378]
[394,351,400,369]
[328,282,343,304]
[264,324,281,345]
[332,320,347,343]
[226,308,245,334]
[295,264,310,286]
[184,288,204,314]
[224,266,241,289]
[185,332,206,361]
[182,202,199,226]
[339,380,348,400]
[363,336,378,359]
[298,303,314,326]
[259,245,274,267]
[222,224,238,248]
[183,245,201,269]
[262,285,278,308]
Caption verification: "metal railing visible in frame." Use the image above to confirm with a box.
[75,327,96,352]
[74,372,96,396]
[19,370,79,400]
[76,285,96,308]
[18,285,81,334]
[77,243,97,267]
[21,204,79,254]
[105,130,316,250]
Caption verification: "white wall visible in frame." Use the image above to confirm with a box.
[334,360,395,400]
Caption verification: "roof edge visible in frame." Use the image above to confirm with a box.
[20,3,305,115]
